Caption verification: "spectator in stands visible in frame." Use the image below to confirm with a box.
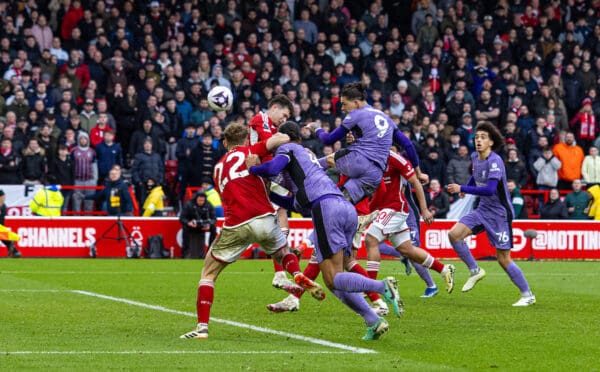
[421,148,446,186]
[129,119,163,161]
[505,148,528,189]
[0,138,21,184]
[200,177,223,218]
[553,131,585,189]
[175,122,199,201]
[89,112,111,148]
[540,188,568,220]
[426,178,449,219]
[444,131,462,160]
[52,144,75,213]
[71,131,97,213]
[190,132,220,187]
[446,145,471,187]
[534,147,562,191]
[507,179,528,219]
[565,179,592,220]
[131,138,164,207]
[582,146,600,188]
[8,91,31,119]
[142,178,165,217]
[179,190,216,259]
[79,98,97,133]
[95,129,123,186]
[457,112,475,151]
[569,98,598,152]
[86,165,133,216]
[21,138,47,184]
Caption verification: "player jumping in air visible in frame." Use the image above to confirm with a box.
[308,83,393,204]
[309,82,427,205]
[180,123,324,340]
[363,149,455,296]
[446,122,536,306]
[248,122,403,340]
[247,95,300,293]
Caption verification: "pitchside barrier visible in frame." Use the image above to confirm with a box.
[2,217,599,260]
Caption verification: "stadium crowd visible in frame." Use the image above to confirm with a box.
[0,0,599,219]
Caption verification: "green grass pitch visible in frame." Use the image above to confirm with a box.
[1,259,599,371]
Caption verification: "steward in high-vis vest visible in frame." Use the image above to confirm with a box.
[30,181,64,217]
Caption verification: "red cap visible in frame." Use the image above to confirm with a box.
[583,98,592,106]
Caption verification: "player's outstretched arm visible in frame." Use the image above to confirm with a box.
[265,133,290,151]
[308,122,349,145]
[448,178,499,196]
[407,174,434,225]
[248,155,290,178]
[393,128,420,168]
[268,192,296,212]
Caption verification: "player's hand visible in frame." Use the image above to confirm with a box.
[326,154,336,168]
[421,210,434,225]
[417,171,429,185]
[245,154,260,167]
[447,183,461,194]
[307,121,321,132]
[346,132,355,143]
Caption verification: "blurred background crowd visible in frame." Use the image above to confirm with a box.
[0,0,599,219]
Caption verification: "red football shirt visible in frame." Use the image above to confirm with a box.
[248,112,276,144]
[369,151,415,214]
[213,141,274,227]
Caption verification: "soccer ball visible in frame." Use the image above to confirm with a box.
[207,86,233,111]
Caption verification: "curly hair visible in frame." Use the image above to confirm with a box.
[475,121,505,153]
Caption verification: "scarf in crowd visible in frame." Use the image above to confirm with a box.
[580,112,596,140]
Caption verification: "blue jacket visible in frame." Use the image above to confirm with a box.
[95,141,123,177]
[176,100,193,126]
[86,177,133,215]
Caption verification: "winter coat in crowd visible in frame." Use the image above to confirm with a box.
[533,154,562,187]
[131,150,164,186]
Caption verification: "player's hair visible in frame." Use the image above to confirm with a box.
[223,122,248,147]
[268,94,294,115]
[341,82,367,101]
[475,121,505,152]
[278,121,301,142]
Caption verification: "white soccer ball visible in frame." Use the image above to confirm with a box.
[207,86,233,111]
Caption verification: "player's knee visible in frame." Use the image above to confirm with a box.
[364,234,378,251]
[448,229,460,243]
[395,241,412,255]
[497,252,512,269]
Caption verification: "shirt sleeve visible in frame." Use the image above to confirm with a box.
[249,141,270,157]
[249,154,290,177]
[487,160,503,180]
[393,128,419,167]
[316,125,349,145]
[460,179,499,196]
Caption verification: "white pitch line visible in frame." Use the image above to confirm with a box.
[1,350,352,355]
[72,290,377,354]
[0,289,66,292]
